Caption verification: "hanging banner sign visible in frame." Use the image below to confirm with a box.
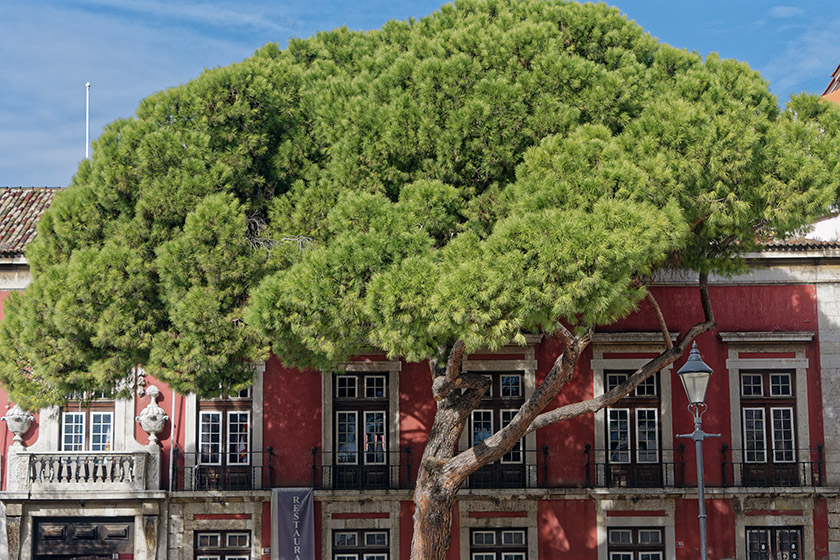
[271,487,315,560]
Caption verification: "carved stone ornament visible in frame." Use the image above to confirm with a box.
[2,404,34,446]
[135,385,169,445]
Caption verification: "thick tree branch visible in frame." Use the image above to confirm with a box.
[645,289,672,350]
[442,325,592,481]
[526,273,715,433]
[431,340,467,401]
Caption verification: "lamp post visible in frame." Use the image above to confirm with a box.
[677,342,720,560]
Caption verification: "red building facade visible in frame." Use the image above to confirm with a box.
[1,187,839,560]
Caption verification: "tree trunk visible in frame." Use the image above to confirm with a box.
[410,465,459,559]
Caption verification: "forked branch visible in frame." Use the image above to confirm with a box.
[526,273,715,433]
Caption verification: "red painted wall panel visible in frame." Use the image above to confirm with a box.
[538,500,597,560]
[262,500,271,560]
[262,356,322,486]
[400,361,436,470]
[815,498,829,560]
[675,498,735,560]
[537,336,594,487]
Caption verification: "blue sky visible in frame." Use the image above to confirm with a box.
[1,0,838,188]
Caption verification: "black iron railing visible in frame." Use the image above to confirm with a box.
[312,447,412,490]
[585,444,686,488]
[465,446,549,489]
[171,447,274,491]
[721,444,823,487]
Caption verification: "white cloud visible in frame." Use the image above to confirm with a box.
[761,16,840,100]
[768,6,804,19]
[80,0,293,35]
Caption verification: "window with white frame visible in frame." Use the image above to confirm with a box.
[608,528,664,560]
[196,389,253,490]
[468,372,526,488]
[333,373,390,489]
[61,408,113,452]
[195,530,250,560]
[739,370,799,486]
[470,528,527,560]
[333,529,389,559]
[198,410,251,465]
[604,372,661,487]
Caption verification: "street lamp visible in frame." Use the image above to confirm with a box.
[677,342,720,560]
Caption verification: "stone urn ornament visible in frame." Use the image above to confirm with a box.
[2,404,34,446]
[136,385,169,445]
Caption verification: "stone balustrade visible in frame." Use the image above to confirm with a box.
[7,450,155,493]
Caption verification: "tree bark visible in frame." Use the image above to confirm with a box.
[409,276,716,560]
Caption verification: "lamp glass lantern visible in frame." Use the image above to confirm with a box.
[677,342,713,406]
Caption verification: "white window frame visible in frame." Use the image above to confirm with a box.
[226,410,251,466]
[770,407,796,463]
[225,532,250,548]
[740,373,764,397]
[472,554,496,560]
[743,407,767,464]
[197,532,221,548]
[473,531,496,545]
[336,376,358,399]
[640,553,663,560]
[502,554,526,560]
[607,408,631,464]
[770,372,793,397]
[609,554,633,560]
[364,376,386,399]
[363,410,387,465]
[635,375,657,397]
[635,408,659,464]
[501,530,526,545]
[500,409,523,464]
[198,411,223,466]
[336,411,358,465]
[608,530,632,545]
[364,531,388,547]
[89,411,113,451]
[500,374,522,398]
[363,555,388,560]
[334,531,358,547]
[61,412,86,451]
[471,410,494,448]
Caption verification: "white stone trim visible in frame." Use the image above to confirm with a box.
[321,499,400,560]
[458,344,539,488]
[457,499,538,560]
[172,498,262,560]
[183,363,266,481]
[723,340,812,486]
[591,337,675,475]
[651,264,840,286]
[595,498,676,560]
[16,500,165,560]
[733,499,814,560]
[719,332,815,344]
[321,360,402,479]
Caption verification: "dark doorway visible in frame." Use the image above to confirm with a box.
[33,517,134,560]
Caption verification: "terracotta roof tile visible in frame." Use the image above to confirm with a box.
[0,187,60,258]
[764,238,840,252]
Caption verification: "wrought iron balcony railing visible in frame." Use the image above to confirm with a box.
[465,447,549,489]
[720,444,823,488]
[171,447,275,491]
[311,447,412,490]
[585,445,686,488]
